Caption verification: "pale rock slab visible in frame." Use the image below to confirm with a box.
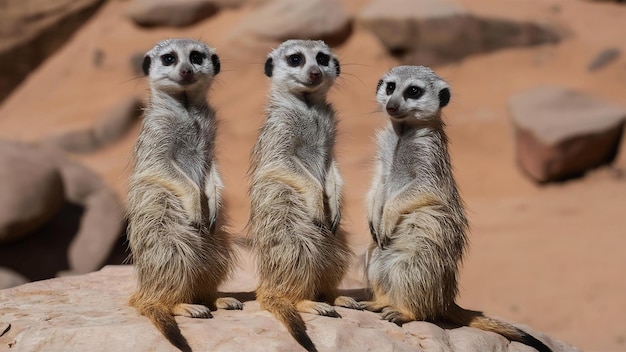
[357,0,561,66]
[509,86,626,182]
[0,266,579,352]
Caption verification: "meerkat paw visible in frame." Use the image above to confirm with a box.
[360,300,388,312]
[216,297,244,310]
[172,303,213,319]
[296,300,342,318]
[334,296,365,310]
[381,307,413,326]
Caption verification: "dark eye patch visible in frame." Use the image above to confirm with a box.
[316,52,330,66]
[385,82,395,95]
[190,50,206,65]
[161,53,177,66]
[404,86,424,100]
[287,53,303,67]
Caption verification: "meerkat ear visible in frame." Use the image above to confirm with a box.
[264,57,273,77]
[142,55,151,76]
[439,88,451,108]
[333,58,340,76]
[211,54,220,75]
[376,79,383,94]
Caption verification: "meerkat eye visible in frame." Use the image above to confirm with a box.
[385,82,395,95]
[161,53,177,66]
[316,52,330,66]
[287,53,303,67]
[405,86,425,99]
[189,51,206,65]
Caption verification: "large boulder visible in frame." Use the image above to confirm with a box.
[0,0,105,103]
[509,86,626,182]
[225,0,351,58]
[0,140,126,280]
[0,141,65,244]
[0,266,579,352]
[126,0,223,27]
[357,0,561,66]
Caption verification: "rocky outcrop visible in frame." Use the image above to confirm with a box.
[0,0,105,103]
[43,97,143,153]
[0,140,126,282]
[0,265,579,352]
[126,0,221,27]
[357,0,561,66]
[0,142,65,244]
[509,86,626,182]
[225,0,351,58]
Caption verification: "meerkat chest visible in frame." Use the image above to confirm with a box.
[293,114,334,182]
[172,118,212,187]
[386,136,425,194]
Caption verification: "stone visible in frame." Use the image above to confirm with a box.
[0,266,578,352]
[43,97,143,153]
[0,141,65,244]
[126,0,220,27]
[0,0,105,103]
[587,48,621,71]
[509,86,626,182]
[0,140,126,280]
[94,96,143,145]
[225,0,351,58]
[357,0,561,66]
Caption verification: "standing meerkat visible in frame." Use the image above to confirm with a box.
[127,38,242,352]
[362,66,552,352]
[248,39,363,352]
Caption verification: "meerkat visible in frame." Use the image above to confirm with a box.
[362,66,552,352]
[126,38,242,352]
[247,39,363,352]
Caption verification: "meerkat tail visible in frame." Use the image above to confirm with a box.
[263,297,317,352]
[141,304,191,352]
[446,304,552,352]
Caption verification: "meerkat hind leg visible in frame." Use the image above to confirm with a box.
[216,297,244,310]
[171,303,213,319]
[296,300,341,318]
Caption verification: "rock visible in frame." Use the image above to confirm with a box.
[0,267,29,290]
[0,0,105,103]
[225,0,351,58]
[126,0,220,27]
[509,86,626,182]
[0,266,578,352]
[94,96,143,145]
[587,48,621,71]
[0,141,65,244]
[357,0,561,66]
[0,140,126,280]
[43,97,143,153]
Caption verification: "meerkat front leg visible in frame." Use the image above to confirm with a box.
[325,160,343,234]
[366,162,386,247]
[204,163,223,233]
[380,185,442,242]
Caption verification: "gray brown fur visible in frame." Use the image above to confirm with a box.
[126,38,242,352]
[248,40,362,352]
[362,66,551,352]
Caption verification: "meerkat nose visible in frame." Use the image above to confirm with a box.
[309,67,322,82]
[386,104,399,115]
[180,64,194,79]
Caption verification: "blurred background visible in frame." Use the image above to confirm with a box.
[0,0,624,351]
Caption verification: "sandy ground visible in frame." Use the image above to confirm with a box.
[0,0,625,351]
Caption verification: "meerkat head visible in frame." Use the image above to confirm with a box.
[142,39,220,95]
[376,66,450,123]
[264,39,340,98]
